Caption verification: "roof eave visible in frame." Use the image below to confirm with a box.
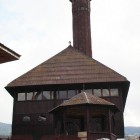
[0,43,21,64]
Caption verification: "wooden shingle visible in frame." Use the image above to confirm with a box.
[49,91,119,113]
[6,45,128,88]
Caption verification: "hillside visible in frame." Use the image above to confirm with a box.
[125,127,140,135]
[0,122,11,136]
[0,122,140,136]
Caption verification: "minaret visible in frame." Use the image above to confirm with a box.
[70,0,92,58]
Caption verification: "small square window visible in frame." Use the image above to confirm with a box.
[59,91,67,99]
[102,89,110,97]
[68,90,76,98]
[18,93,25,101]
[110,89,119,96]
[27,92,33,100]
[43,91,51,100]
[94,89,101,97]
[34,92,42,100]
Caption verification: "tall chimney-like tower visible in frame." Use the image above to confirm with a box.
[70,0,92,58]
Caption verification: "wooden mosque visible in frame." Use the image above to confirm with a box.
[5,0,130,140]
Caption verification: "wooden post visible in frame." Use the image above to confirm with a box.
[86,106,90,139]
[108,109,112,140]
[63,111,67,136]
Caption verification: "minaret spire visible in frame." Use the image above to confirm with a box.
[70,0,92,58]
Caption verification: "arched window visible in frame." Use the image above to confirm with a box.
[22,116,31,122]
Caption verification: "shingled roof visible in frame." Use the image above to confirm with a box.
[49,91,119,113]
[57,92,114,106]
[6,45,128,88]
[0,43,20,64]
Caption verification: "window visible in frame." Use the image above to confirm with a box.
[27,92,33,100]
[18,93,25,101]
[22,116,31,122]
[38,115,47,122]
[102,89,109,97]
[59,91,67,99]
[34,92,42,100]
[68,90,76,98]
[17,88,119,102]
[82,89,93,95]
[94,89,101,97]
[43,91,51,100]
[110,89,119,96]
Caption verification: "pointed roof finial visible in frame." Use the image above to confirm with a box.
[69,41,71,46]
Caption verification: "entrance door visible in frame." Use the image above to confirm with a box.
[90,117,105,132]
[65,118,81,135]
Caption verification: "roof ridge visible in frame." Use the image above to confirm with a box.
[83,91,90,103]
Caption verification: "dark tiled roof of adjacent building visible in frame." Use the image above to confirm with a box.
[0,43,20,64]
[6,45,128,88]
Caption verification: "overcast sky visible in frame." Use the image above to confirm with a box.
[0,0,140,127]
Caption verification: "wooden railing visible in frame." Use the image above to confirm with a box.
[41,135,80,140]
[1,135,80,140]
[10,135,33,140]
[89,132,117,140]
[1,133,117,140]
